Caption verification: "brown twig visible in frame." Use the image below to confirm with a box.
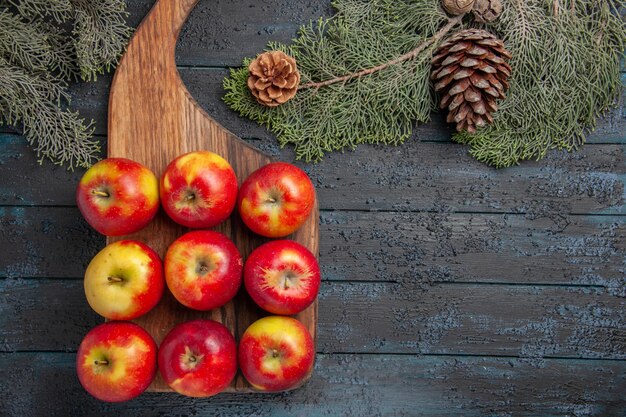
[553,0,559,18]
[298,15,464,90]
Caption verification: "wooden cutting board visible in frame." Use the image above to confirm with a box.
[107,0,318,392]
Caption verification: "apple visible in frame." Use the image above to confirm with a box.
[160,151,238,228]
[84,240,164,320]
[239,316,314,391]
[158,319,237,397]
[244,240,320,315]
[76,321,157,402]
[165,230,242,310]
[238,162,315,238]
[76,158,159,236]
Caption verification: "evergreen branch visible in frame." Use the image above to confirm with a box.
[453,0,626,167]
[225,0,450,162]
[4,0,72,23]
[0,0,131,168]
[0,9,77,79]
[300,14,463,89]
[225,0,625,167]
[0,58,98,169]
[70,0,132,80]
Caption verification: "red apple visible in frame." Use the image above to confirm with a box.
[76,158,159,236]
[245,240,320,315]
[160,151,238,228]
[239,316,314,391]
[84,240,164,320]
[158,319,237,397]
[165,230,242,310]
[238,162,315,238]
[76,321,157,402]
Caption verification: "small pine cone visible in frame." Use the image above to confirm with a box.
[442,0,475,15]
[473,0,503,23]
[248,51,300,107]
[431,29,512,133]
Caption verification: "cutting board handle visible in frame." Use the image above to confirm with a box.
[139,0,199,53]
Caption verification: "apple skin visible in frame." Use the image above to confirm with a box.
[76,321,157,402]
[160,151,238,228]
[158,319,237,397]
[244,240,320,315]
[76,158,159,236]
[84,240,164,320]
[239,316,315,392]
[238,162,315,238]
[165,230,243,311]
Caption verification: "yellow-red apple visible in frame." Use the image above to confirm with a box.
[84,240,164,320]
[244,240,320,315]
[238,162,315,238]
[76,158,159,236]
[158,319,237,397]
[165,230,242,311]
[76,322,157,402]
[160,151,238,228]
[239,316,314,391]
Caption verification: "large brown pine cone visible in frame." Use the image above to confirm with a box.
[431,29,512,133]
[248,51,300,107]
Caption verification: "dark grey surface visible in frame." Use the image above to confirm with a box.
[0,0,624,416]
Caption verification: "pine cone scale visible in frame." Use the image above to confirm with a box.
[431,28,512,132]
[467,45,489,56]
[433,64,459,80]
[449,78,471,96]
[464,88,481,102]
[449,94,465,110]
[461,57,480,67]
[469,72,489,89]
[453,68,474,80]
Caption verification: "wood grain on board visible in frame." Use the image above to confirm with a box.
[106,0,318,391]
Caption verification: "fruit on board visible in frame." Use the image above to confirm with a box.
[84,240,164,320]
[165,230,242,311]
[244,240,320,315]
[237,162,315,238]
[238,316,314,391]
[160,151,238,228]
[76,321,157,402]
[158,319,237,397]
[76,158,159,236]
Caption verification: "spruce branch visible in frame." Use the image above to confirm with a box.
[453,0,626,167]
[0,0,131,169]
[0,10,76,79]
[71,0,132,81]
[224,0,626,167]
[225,0,452,162]
[300,14,463,90]
[0,58,98,168]
[4,0,72,23]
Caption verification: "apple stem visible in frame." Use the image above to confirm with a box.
[266,197,277,203]
[284,279,290,289]
[107,276,123,283]
[92,190,110,198]
[94,360,109,365]
[272,349,279,358]
[186,193,195,201]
